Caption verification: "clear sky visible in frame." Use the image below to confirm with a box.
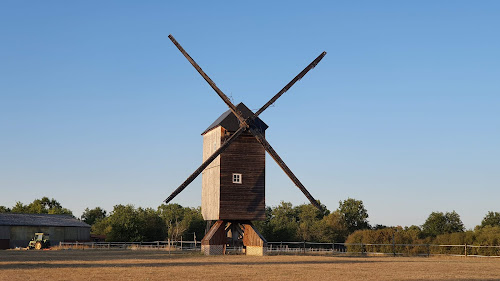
[1,1,499,229]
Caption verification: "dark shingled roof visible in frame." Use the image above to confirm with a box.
[0,213,90,228]
[202,102,268,135]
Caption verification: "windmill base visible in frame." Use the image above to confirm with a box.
[201,220,267,256]
[245,245,267,256]
[201,244,225,255]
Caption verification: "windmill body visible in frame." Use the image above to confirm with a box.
[165,34,326,256]
[201,103,268,221]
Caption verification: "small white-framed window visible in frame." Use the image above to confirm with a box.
[232,173,242,184]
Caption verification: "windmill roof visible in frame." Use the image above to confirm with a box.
[202,103,268,135]
[0,213,90,228]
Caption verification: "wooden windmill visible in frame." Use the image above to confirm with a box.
[165,35,326,255]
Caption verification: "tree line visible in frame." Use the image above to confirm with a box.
[347,211,500,252]
[81,198,370,243]
[2,197,500,245]
[0,197,73,215]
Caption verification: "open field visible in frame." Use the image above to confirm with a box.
[1,250,500,280]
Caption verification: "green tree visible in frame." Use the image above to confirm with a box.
[158,203,187,241]
[104,204,141,241]
[479,211,500,228]
[475,226,500,246]
[317,210,349,242]
[96,204,166,242]
[296,204,320,241]
[404,225,423,241]
[267,201,298,241]
[81,207,107,225]
[179,207,205,241]
[294,202,330,241]
[157,204,204,241]
[91,218,111,236]
[11,202,28,213]
[422,211,464,237]
[253,206,273,239]
[338,198,370,233]
[0,206,11,213]
[136,207,167,242]
[10,197,73,216]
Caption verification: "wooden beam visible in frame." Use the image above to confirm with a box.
[201,220,227,245]
[164,126,246,204]
[168,35,247,127]
[242,222,267,247]
[248,126,323,210]
[255,51,326,117]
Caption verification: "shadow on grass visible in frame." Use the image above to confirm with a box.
[1,258,382,270]
[0,249,190,262]
[0,249,437,266]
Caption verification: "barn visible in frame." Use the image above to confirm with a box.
[0,213,90,249]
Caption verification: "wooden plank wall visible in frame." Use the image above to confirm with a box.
[201,127,222,220]
[243,223,267,247]
[201,220,227,245]
[219,132,266,221]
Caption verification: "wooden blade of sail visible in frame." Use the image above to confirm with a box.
[164,126,246,204]
[255,51,326,117]
[168,34,247,127]
[247,126,322,210]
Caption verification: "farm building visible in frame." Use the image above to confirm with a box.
[0,213,90,249]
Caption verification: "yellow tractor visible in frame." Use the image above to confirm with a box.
[28,233,50,250]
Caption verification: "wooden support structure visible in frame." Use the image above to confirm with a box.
[201,220,267,256]
[242,223,267,256]
[201,220,227,255]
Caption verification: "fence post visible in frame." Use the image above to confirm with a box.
[392,233,396,257]
[427,244,430,257]
[303,241,306,254]
[464,244,467,257]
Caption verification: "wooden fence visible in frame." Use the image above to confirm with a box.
[58,241,500,257]
[59,240,199,251]
[267,242,500,257]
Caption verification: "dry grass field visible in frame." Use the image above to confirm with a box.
[1,250,500,280]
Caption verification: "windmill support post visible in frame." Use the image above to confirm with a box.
[201,220,267,256]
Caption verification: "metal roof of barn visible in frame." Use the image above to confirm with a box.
[202,102,268,135]
[0,213,90,228]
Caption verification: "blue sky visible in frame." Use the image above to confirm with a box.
[1,1,499,229]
